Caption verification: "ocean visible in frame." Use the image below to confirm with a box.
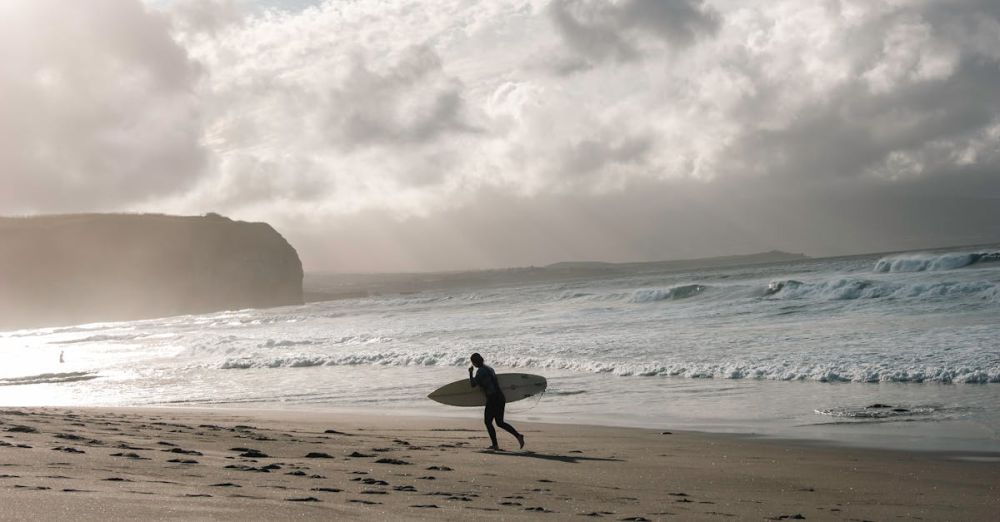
[2,246,998,454]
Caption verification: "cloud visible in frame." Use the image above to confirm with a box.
[0,0,205,213]
[3,0,1000,270]
[547,0,720,67]
[167,0,245,36]
[322,45,478,150]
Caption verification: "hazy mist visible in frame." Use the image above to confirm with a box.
[2,0,999,272]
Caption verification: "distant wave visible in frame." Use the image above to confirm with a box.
[0,371,99,386]
[764,278,999,302]
[554,284,709,303]
[815,404,938,420]
[629,284,707,302]
[874,251,1000,273]
[52,333,144,344]
[217,352,999,384]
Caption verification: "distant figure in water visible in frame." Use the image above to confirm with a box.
[59,351,64,363]
[469,353,524,451]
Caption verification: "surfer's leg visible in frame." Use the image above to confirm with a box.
[483,405,499,448]
[494,401,522,439]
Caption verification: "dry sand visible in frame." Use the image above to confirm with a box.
[0,407,997,521]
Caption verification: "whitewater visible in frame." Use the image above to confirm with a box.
[2,246,999,453]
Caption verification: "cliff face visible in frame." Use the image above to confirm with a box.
[0,214,303,330]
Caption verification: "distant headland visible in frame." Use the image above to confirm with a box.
[304,250,809,302]
[0,213,303,330]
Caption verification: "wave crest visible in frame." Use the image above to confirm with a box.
[628,284,707,303]
[217,353,999,384]
[0,371,100,386]
[874,251,1000,273]
[764,278,998,302]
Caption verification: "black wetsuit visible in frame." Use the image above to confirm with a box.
[471,365,521,447]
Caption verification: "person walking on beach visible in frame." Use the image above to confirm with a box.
[469,353,525,451]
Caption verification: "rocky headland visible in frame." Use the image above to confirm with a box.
[0,213,303,330]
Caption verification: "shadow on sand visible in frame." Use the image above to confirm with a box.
[475,450,623,464]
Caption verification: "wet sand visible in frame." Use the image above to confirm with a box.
[1,407,997,520]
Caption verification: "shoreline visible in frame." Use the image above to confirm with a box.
[145,400,1000,459]
[2,406,997,520]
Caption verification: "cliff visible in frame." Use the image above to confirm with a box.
[0,213,303,330]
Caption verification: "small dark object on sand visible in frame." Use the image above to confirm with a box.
[239,449,268,458]
[375,458,410,465]
[348,451,374,458]
[304,452,333,458]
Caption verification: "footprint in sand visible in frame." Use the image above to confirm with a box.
[347,452,374,458]
[352,478,389,485]
[311,487,342,493]
[304,452,333,459]
[110,452,149,460]
[375,458,410,465]
[238,449,268,458]
[286,496,321,502]
[411,504,439,508]
[163,448,202,456]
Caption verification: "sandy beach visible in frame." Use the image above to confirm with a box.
[0,407,996,521]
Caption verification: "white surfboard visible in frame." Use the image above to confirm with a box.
[427,373,547,407]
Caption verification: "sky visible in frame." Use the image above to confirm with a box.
[1,0,999,272]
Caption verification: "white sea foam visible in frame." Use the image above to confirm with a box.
[212,351,1000,384]
[873,251,1000,273]
[2,244,998,451]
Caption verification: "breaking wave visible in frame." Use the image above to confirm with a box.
[764,278,999,302]
[0,371,100,386]
[555,284,709,303]
[217,352,1000,384]
[815,404,938,419]
[628,284,707,302]
[874,251,1000,273]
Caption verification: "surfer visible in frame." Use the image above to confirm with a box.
[469,353,525,451]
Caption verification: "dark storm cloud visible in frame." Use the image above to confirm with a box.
[4,0,1000,271]
[0,0,205,214]
[547,0,719,66]
[323,46,478,151]
[719,4,1000,185]
[556,135,652,181]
